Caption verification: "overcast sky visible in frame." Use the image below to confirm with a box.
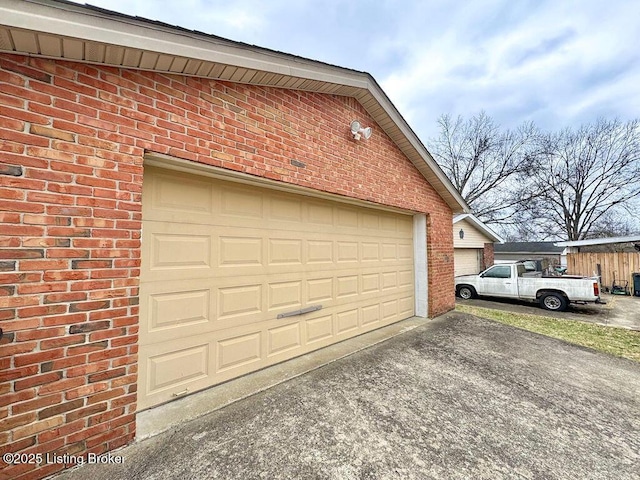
[69,0,640,142]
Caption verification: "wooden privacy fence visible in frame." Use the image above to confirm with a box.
[567,252,640,289]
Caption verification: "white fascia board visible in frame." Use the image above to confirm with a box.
[496,250,562,255]
[365,86,469,213]
[555,235,640,247]
[2,0,368,88]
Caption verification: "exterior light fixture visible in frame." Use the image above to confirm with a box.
[459,229,464,239]
[350,120,372,141]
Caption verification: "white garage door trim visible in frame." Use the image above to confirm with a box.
[139,156,426,409]
[413,214,427,317]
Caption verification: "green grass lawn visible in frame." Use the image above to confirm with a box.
[456,304,640,362]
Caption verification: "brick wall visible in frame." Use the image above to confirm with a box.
[483,243,495,270]
[0,53,454,479]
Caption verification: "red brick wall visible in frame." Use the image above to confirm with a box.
[483,243,495,270]
[0,53,454,479]
[427,213,455,315]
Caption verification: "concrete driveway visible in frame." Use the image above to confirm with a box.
[458,293,640,330]
[55,313,640,480]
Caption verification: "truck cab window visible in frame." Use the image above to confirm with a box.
[482,266,511,279]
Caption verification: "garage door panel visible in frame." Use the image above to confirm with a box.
[267,322,302,357]
[141,293,416,406]
[144,224,412,283]
[139,334,216,401]
[219,236,263,266]
[141,283,215,341]
[150,233,211,269]
[140,271,413,343]
[360,212,380,229]
[144,168,414,237]
[217,332,262,372]
[267,281,302,311]
[307,278,333,303]
[382,271,398,290]
[455,248,481,276]
[334,285,413,309]
[380,215,398,232]
[148,289,211,331]
[307,240,333,264]
[382,243,397,260]
[147,343,210,392]
[382,299,398,320]
[219,185,264,220]
[269,197,303,222]
[361,242,380,261]
[336,308,359,334]
[336,207,359,228]
[218,284,263,320]
[398,243,412,260]
[145,170,216,224]
[398,269,413,287]
[306,315,333,343]
[144,223,214,274]
[336,241,358,263]
[140,305,409,407]
[268,238,303,265]
[308,203,333,225]
[361,273,380,293]
[336,275,359,298]
[140,166,415,410]
[141,280,258,342]
[362,304,381,325]
[151,171,214,214]
[399,296,414,318]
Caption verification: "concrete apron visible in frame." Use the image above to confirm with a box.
[137,316,429,440]
[601,294,640,330]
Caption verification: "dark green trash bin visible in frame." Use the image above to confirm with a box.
[634,273,640,297]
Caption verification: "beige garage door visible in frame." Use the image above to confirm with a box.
[454,248,481,276]
[138,166,415,410]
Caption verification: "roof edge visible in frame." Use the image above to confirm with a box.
[554,235,640,247]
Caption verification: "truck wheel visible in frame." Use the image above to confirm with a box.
[540,293,568,311]
[457,285,476,300]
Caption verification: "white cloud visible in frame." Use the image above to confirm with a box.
[379,0,640,137]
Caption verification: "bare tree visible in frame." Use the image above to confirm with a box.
[430,111,538,224]
[524,118,640,240]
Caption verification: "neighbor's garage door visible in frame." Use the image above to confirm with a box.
[454,248,481,276]
[138,166,415,409]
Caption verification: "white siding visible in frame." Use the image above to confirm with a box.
[453,219,493,248]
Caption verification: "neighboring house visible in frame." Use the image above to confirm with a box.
[494,242,566,267]
[0,1,468,478]
[453,214,503,276]
[555,236,640,292]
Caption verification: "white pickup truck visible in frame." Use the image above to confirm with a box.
[455,263,603,311]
